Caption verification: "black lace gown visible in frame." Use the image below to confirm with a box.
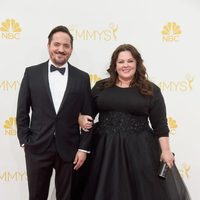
[73,81,191,200]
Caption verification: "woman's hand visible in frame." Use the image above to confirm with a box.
[159,137,174,168]
[160,151,175,168]
[78,114,93,132]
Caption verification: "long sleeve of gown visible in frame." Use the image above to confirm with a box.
[149,85,169,137]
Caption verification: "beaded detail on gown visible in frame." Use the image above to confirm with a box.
[99,111,150,132]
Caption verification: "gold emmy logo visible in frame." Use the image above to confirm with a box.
[185,74,194,90]
[0,19,21,39]
[162,22,181,42]
[89,74,101,86]
[179,163,191,179]
[0,171,27,181]
[69,23,118,41]
[0,80,20,91]
[158,74,194,92]
[4,117,16,136]
[168,117,177,135]
[109,23,118,40]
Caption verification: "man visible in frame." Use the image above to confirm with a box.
[16,25,92,200]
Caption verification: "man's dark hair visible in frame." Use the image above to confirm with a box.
[48,25,74,47]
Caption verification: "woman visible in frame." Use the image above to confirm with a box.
[77,44,191,200]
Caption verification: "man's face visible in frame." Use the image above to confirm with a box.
[48,31,73,67]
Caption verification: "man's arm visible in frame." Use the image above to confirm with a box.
[78,73,93,151]
[16,68,31,146]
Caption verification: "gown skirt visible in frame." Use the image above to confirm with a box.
[73,111,191,200]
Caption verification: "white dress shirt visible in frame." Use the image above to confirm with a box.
[48,60,89,153]
[48,60,68,114]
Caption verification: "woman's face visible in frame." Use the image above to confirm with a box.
[116,50,136,82]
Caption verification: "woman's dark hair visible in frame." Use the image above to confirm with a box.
[100,44,153,96]
[48,25,74,47]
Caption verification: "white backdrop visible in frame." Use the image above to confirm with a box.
[0,0,199,199]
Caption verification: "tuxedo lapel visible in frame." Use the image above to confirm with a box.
[42,62,56,114]
[57,64,73,114]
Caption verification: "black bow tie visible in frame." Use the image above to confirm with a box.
[50,65,66,75]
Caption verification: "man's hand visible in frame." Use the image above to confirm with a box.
[73,151,87,170]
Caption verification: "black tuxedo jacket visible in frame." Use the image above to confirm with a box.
[16,61,92,162]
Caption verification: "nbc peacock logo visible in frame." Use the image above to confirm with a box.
[167,117,178,135]
[161,22,181,42]
[0,19,21,39]
[89,74,102,86]
[4,117,17,136]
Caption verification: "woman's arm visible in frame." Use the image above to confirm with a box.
[159,137,174,168]
[78,114,93,131]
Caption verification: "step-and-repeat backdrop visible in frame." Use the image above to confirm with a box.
[0,0,199,199]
